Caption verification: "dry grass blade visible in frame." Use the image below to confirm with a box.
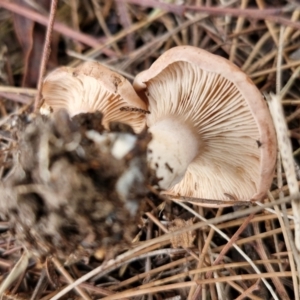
[0,0,108,50]
[174,201,279,300]
[100,272,293,300]
[51,257,91,300]
[0,87,37,95]
[252,222,289,299]
[119,0,300,29]
[0,250,30,295]
[266,93,300,251]
[34,0,58,111]
[47,194,294,300]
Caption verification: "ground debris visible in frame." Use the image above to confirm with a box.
[0,109,151,263]
[168,218,196,249]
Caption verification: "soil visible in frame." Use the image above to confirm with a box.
[0,110,151,263]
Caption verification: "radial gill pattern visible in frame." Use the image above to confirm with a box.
[146,61,260,201]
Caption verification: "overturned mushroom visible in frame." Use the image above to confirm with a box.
[133,46,277,205]
[41,61,147,132]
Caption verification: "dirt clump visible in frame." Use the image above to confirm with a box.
[0,110,151,263]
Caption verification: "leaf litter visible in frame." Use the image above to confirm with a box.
[0,0,299,299]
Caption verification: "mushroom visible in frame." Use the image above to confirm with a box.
[133,46,277,205]
[41,61,147,132]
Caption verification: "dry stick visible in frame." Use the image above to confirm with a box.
[10,269,26,295]
[235,279,261,300]
[0,0,111,52]
[0,92,32,104]
[119,20,184,71]
[89,242,171,283]
[250,60,300,78]
[252,223,290,299]
[118,0,280,16]
[229,0,248,62]
[167,194,251,207]
[286,107,300,123]
[241,31,271,71]
[0,86,37,95]
[91,0,121,55]
[206,238,220,300]
[0,250,30,295]
[144,219,153,300]
[280,66,300,99]
[33,0,58,112]
[119,0,300,30]
[58,279,114,297]
[227,280,262,300]
[212,224,295,253]
[113,259,284,293]
[205,213,256,279]
[266,92,300,275]
[254,203,294,222]
[0,258,12,269]
[269,131,300,299]
[2,246,23,256]
[267,30,300,251]
[269,191,300,300]
[284,9,300,41]
[69,0,81,53]
[51,257,92,300]
[49,195,294,300]
[223,203,293,224]
[30,269,48,300]
[80,4,210,70]
[159,15,183,47]
[256,0,279,45]
[246,41,300,75]
[189,208,224,300]
[274,0,299,74]
[212,225,292,251]
[104,260,289,299]
[246,45,279,75]
[101,272,292,300]
[67,10,166,67]
[115,0,135,53]
[175,202,279,300]
[276,26,284,94]
[110,255,195,290]
[228,267,250,293]
[228,24,267,39]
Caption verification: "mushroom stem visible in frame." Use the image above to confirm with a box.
[147,117,199,189]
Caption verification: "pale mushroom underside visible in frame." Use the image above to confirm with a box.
[145,61,265,202]
[42,68,146,132]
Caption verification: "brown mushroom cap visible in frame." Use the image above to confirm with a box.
[41,61,147,132]
[133,46,277,205]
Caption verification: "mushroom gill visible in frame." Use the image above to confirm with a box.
[41,61,147,133]
[134,46,277,205]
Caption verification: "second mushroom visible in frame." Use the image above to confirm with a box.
[133,46,277,205]
[41,61,147,133]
